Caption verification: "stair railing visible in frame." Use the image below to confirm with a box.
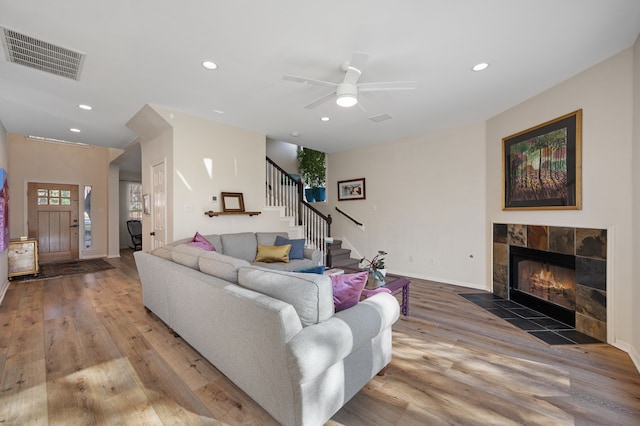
[335,206,363,227]
[266,157,332,264]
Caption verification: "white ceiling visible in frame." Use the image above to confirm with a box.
[1,0,640,154]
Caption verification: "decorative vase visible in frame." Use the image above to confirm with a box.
[366,268,387,289]
[312,187,326,202]
[304,188,316,202]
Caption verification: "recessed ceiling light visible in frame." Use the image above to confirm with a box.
[321,117,330,122]
[78,104,92,110]
[290,132,300,137]
[70,128,81,133]
[472,62,489,72]
[202,61,218,70]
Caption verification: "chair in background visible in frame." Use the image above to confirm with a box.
[127,220,142,251]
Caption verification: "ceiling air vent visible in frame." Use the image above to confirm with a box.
[0,26,85,80]
[369,113,393,123]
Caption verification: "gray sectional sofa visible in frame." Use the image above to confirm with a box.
[134,231,400,426]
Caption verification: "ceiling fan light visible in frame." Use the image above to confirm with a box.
[336,94,357,107]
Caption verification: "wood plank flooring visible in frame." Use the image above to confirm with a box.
[1,250,638,425]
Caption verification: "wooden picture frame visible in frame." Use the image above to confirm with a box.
[337,178,366,201]
[503,110,582,210]
[221,192,245,212]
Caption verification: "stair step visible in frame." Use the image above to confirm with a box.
[328,242,343,250]
[330,247,351,257]
[331,258,360,268]
[330,253,351,263]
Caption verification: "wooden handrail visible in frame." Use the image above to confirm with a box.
[335,207,363,227]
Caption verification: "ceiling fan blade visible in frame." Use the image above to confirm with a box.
[304,91,336,109]
[358,81,417,92]
[283,75,337,88]
[343,52,369,85]
[356,95,369,113]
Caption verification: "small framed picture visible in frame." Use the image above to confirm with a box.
[143,194,151,215]
[338,178,366,201]
[221,192,245,212]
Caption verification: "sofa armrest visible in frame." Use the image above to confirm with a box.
[303,247,322,265]
[286,293,400,384]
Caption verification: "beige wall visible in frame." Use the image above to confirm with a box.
[487,48,635,355]
[327,122,487,288]
[7,134,112,258]
[633,35,640,365]
[328,44,638,365]
[266,139,299,174]
[0,121,8,303]
[155,106,267,240]
[134,105,279,248]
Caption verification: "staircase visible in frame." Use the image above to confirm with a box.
[327,239,360,269]
[265,157,332,263]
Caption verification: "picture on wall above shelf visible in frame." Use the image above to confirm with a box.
[221,192,245,212]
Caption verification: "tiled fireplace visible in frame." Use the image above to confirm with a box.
[493,223,607,342]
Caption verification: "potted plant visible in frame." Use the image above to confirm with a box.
[360,250,388,289]
[297,147,326,202]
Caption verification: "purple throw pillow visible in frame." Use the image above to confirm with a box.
[186,231,216,251]
[331,271,368,312]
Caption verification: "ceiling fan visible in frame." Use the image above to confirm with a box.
[283,52,416,110]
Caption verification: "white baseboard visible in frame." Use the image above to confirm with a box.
[612,340,640,374]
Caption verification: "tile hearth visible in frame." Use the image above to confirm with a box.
[460,293,601,345]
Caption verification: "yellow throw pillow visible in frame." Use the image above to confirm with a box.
[255,244,291,263]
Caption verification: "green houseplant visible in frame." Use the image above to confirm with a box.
[297,147,326,202]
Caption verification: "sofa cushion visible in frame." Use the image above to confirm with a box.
[186,231,216,251]
[331,271,368,312]
[151,246,174,261]
[256,232,288,247]
[221,232,258,261]
[274,236,305,259]
[252,258,316,272]
[172,244,205,270]
[199,251,250,284]
[238,266,334,326]
[255,244,291,263]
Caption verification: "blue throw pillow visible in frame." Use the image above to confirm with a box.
[296,265,325,274]
[275,236,305,259]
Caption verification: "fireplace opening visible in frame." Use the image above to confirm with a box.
[509,246,576,327]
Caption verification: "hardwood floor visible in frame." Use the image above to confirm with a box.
[1,250,639,425]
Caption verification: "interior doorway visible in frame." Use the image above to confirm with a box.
[27,182,79,262]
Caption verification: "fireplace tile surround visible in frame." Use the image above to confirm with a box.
[492,223,607,342]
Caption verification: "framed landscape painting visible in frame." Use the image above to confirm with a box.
[503,110,582,210]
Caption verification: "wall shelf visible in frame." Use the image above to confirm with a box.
[204,211,261,217]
